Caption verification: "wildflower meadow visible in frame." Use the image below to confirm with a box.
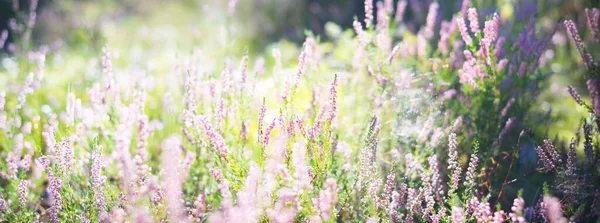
[0,0,599,222]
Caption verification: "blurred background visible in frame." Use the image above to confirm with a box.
[0,0,598,49]
[1,0,600,140]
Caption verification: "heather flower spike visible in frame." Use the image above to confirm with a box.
[586,8,600,43]
[564,19,598,70]
[364,0,374,29]
[456,16,473,45]
[468,8,480,34]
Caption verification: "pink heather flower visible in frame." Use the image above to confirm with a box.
[387,44,401,64]
[567,139,577,176]
[535,144,555,172]
[496,59,508,73]
[586,78,600,116]
[389,191,400,221]
[564,20,597,70]
[467,8,480,33]
[424,155,439,218]
[364,0,373,29]
[438,20,456,55]
[295,47,307,85]
[137,116,151,159]
[509,197,526,223]
[28,0,38,28]
[481,13,500,59]
[209,168,224,182]
[328,74,338,122]
[79,216,91,223]
[199,117,228,161]
[91,147,107,214]
[16,73,35,110]
[286,119,296,136]
[18,180,30,206]
[47,171,62,223]
[161,136,189,223]
[500,97,516,118]
[568,86,584,106]
[458,59,485,89]
[542,195,568,223]
[0,30,7,49]
[493,117,515,148]
[191,194,206,219]
[314,178,337,221]
[258,99,267,144]
[183,72,197,120]
[395,0,407,22]
[451,206,465,223]
[422,2,439,39]
[220,162,262,223]
[417,34,427,58]
[6,153,19,179]
[456,17,473,45]
[101,46,115,91]
[460,0,470,16]
[110,208,126,222]
[383,0,393,14]
[20,154,31,172]
[406,187,421,213]
[464,153,479,192]
[383,173,395,208]
[0,196,6,214]
[586,8,600,42]
[263,117,279,146]
[216,95,226,131]
[353,20,369,45]
[495,37,506,58]
[295,118,307,138]
[492,211,506,223]
[292,141,311,191]
[543,139,560,164]
[448,133,461,195]
[239,55,249,92]
[584,122,594,165]
[463,50,474,60]
[517,61,528,77]
[376,2,391,51]
[267,188,299,223]
[132,208,153,223]
[467,197,492,223]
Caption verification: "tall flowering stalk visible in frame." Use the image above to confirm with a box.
[160,136,189,223]
[364,0,373,29]
[564,20,597,70]
[447,133,461,195]
[18,180,30,206]
[328,74,338,122]
[464,145,479,195]
[313,178,337,221]
[91,146,107,216]
[481,13,500,60]
[509,197,526,223]
[468,8,480,34]
[456,16,473,45]
[421,2,439,39]
[39,157,62,223]
[200,117,229,161]
[586,8,600,43]
[394,0,407,23]
[258,98,267,144]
